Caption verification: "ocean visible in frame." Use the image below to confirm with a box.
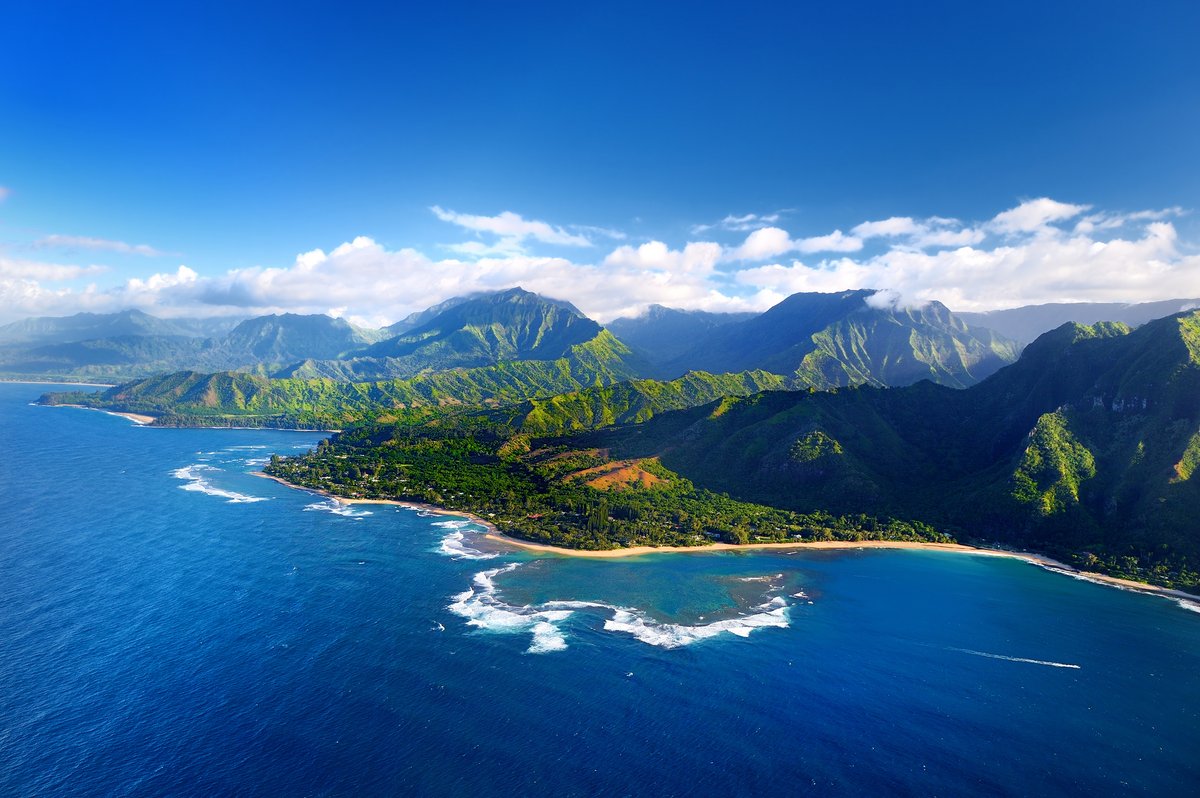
[1,382,1198,796]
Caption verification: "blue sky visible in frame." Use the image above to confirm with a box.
[1,1,1198,324]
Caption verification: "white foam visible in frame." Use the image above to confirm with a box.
[437,530,498,560]
[1176,598,1200,614]
[447,563,792,652]
[603,599,790,648]
[950,647,1080,669]
[244,457,270,466]
[303,499,373,518]
[172,464,268,504]
[1035,563,1200,616]
[528,622,569,653]
[447,564,577,653]
[738,573,784,583]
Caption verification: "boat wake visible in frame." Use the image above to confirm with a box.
[950,647,1080,669]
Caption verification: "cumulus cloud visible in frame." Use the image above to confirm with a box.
[990,197,1090,234]
[851,217,921,238]
[35,234,171,257]
[431,206,593,248]
[603,240,722,274]
[728,226,863,260]
[735,217,1198,311]
[2,198,1198,325]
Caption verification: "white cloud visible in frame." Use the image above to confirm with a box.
[431,206,593,248]
[35,234,170,257]
[729,227,793,260]
[989,198,1090,234]
[735,218,1197,311]
[728,226,863,260]
[851,217,921,238]
[2,198,1197,326]
[603,241,722,274]
[692,211,784,234]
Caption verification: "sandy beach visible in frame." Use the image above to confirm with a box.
[49,403,157,425]
[254,471,1200,604]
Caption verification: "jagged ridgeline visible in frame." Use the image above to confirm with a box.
[14,287,1019,390]
[35,288,1023,426]
[612,289,1020,388]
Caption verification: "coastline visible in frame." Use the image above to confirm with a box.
[251,471,505,533]
[254,471,1200,605]
[1,379,117,387]
[49,403,156,425]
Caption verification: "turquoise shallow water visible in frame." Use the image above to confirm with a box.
[1,382,1199,796]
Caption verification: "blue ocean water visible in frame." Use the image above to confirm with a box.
[1,383,1199,796]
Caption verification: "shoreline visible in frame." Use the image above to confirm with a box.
[1,378,117,387]
[42,403,339,432]
[48,403,156,425]
[251,472,505,533]
[254,471,1200,604]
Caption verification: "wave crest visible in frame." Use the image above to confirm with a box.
[172,464,267,504]
[303,499,373,518]
[448,564,792,652]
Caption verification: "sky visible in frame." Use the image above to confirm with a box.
[1,0,1198,326]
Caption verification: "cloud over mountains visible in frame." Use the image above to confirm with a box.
[1,198,1196,325]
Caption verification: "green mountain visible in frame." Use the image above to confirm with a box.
[605,305,757,363]
[483,370,791,436]
[40,328,643,428]
[656,290,1020,388]
[958,298,1200,344]
[280,288,645,381]
[219,313,383,363]
[382,294,474,336]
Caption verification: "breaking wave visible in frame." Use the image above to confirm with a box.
[303,499,373,518]
[437,528,498,560]
[603,597,790,648]
[448,563,792,653]
[172,464,267,503]
[1036,563,1200,616]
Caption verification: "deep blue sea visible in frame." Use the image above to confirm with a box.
[2,382,1199,796]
